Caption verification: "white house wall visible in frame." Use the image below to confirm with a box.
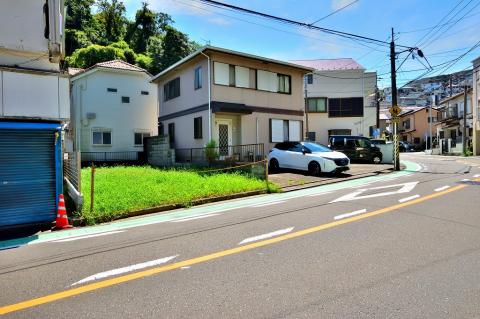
[0,70,70,120]
[306,69,377,144]
[162,110,210,149]
[0,0,64,71]
[72,70,158,153]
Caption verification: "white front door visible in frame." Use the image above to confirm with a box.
[215,119,233,157]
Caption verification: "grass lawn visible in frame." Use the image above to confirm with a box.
[80,166,277,225]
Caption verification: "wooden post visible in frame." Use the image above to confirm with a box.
[90,164,95,213]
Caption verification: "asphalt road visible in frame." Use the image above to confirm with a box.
[1,153,480,318]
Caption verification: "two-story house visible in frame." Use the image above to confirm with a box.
[473,56,480,155]
[70,60,158,162]
[152,46,312,160]
[436,89,473,154]
[0,0,69,228]
[398,107,440,149]
[289,58,377,144]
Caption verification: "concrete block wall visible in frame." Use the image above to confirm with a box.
[146,136,175,166]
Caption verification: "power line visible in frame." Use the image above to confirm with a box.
[309,0,359,26]
[398,9,480,34]
[197,0,415,49]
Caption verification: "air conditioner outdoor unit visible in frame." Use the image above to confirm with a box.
[86,113,96,119]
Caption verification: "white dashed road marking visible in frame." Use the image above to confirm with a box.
[239,227,294,245]
[251,201,286,208]
[434,185,450,192]
[54,231,125,243]
[398,195,420,203]
[334,209,367,220]
[71,255,178,286]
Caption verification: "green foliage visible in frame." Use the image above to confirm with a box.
[66,44,125,68]
[65,29,92,55]
[95,0,127,43]
[160,26,192,71]
[80,166,269,224]
[64,0,197,74]
[205,140,219,165]
[65,0,95,30]
[135,54,152,71]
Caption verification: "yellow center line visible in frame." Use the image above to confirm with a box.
[0,181,476,315]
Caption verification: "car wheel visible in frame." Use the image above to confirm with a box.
[269,158,279,172]
[372,155,382,164]
[308,161,321,176]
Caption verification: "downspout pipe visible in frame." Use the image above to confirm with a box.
[200,51,212,141]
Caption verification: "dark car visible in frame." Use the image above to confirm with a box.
[399,141,415,152]
[328,135,383,164]
[371,139,387,146]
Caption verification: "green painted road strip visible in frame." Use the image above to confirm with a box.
[0,161,421,249]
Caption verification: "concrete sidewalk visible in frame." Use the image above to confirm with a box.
[269,163,394,191]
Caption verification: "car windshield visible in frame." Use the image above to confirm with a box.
[303,142,331,152]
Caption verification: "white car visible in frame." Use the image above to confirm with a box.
[268,142,350,175]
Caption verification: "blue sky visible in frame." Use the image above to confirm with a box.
[122,0,480,88]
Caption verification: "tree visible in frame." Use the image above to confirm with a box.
[65,0,95,30]
[146,35,163,75]
[95,0,127,44]
[159,27,193,71]
[65,29,92,56]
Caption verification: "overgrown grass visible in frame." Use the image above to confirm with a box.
[80,166,278,225]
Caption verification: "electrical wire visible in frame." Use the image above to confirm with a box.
[196,0,415,49]
[308,0,359,25]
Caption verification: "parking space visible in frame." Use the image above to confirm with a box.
[269,163,393,191]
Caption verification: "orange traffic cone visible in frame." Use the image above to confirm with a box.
[53,194,73,230]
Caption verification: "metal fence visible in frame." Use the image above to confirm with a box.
[81,151,143,163]
[174,143,265,164]
[64,151,81,191]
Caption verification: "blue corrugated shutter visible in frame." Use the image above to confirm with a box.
[0,129,57,227]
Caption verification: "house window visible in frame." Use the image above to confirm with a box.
[92,131,112,145]
[229,65,236,86]
[328,97,363,117]
[164,77,180,101]
[306,74,313,84]
[270,119,302,142]
[107,88,117,93]
[427,116,437,123]
[403,119,411,130]
[328,129,352,137]
[168,123,175,146]
[277,74,291,94]
[257,70,278,92]
[214,62,230,86]
[141,91,149,95]
[158,122,164,135]
[307,98,327,113]
[194,117,202,139]
[194,66,202,90]
[134,132,150,146]
[122,96,130,103]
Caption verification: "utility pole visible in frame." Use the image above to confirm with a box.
[376,86,380,130]
[463,83,468,155]
[390,28,400,171]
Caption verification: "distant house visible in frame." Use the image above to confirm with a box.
[0,0,69,228]
[151,46,312,160]
[70,60,158,162]
[473,56,480,155]
[398,107,440,149]
[436,89,473,154]
[290,58,377,144]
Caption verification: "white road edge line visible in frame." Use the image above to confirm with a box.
[251,201,286,208]
[434,185,450,192]
[170,213,220,223]
[398,194,420,203]
[334,209,367,220]
[461,178,471,182]
[54,231,125,243]
[239,227,294,245]
[71,255,178,286]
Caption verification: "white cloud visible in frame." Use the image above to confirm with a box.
[331,0,359,11]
